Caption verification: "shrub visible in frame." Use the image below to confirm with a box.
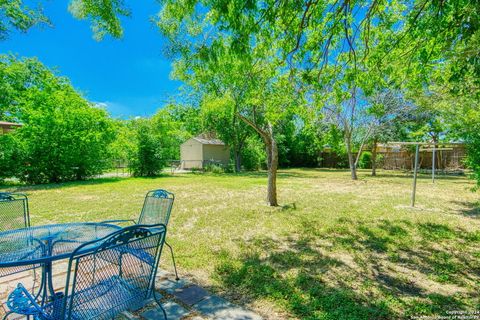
[358,151,373,169]
[4,95,115,184]
[204,162,225,173]
[128,119,166,177]
[242,136,266,171]
[466,135,480,190]
[225,159,236,173]
[375,153,385,167]
[0,134,22,181]
[1,56,115,184]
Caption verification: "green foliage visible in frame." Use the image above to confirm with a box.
[358,152,372,169]
[0,55,115,184]
[278,115,322,168]
[68,0,130,41]
[466,138,480,190]
[204,163,224,174]
[224,159,236,173]
[0,0,129,41]
[108,119,136,165]
[114,104,200,177]
[0,0,50,40]
[3,0,479,186]
[241,136,266,171]
[201,94,253,171]
[0,55,57,120]
[383,0,480,186]
[0,134,21,181]
[151,104,196,160]
[158,0,306,204]
[323,125,346,156]
[442,95,480,189]
[161,103,202,137]
[128,119,165,177]
[17,102,114,184]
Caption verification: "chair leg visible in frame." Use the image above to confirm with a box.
[153,290,168,320]
[165,242,179,281]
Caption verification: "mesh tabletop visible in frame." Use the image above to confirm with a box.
[0,223,121,268]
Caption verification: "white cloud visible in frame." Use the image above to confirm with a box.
[94,102,108,109]
[93,101,135,118]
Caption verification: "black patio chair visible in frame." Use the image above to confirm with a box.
[4,224,168,320]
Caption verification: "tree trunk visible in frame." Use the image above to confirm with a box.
[371,138,378,176]
[233,136,247,173]
[265,131,279,206]
[345,133,358,180]
[234,148,242,173]
[236,113,279,206]
[348,151,358,180]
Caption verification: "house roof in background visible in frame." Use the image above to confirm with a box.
[0,121,22,127]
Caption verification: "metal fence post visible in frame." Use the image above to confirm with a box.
[432,145,436,183]
[411,144,420,207]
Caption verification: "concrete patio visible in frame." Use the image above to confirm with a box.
[0,265,262,320]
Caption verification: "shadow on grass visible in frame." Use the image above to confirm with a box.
[215,236,392,320]
[0,169,323,191]
[237,169,468,182]
[450,200,480,218]
[366,172,465,181]
[215,168,352,180]
[2,168,469,193]
[214,219,480,319]
[0,174,182,192]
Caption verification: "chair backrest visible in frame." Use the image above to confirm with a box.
[137,189,175,226]
[0,192,30,232]
[62,224,166,320]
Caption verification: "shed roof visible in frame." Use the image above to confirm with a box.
[192,136,225,145]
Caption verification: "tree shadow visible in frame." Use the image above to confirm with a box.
[0,174,183,192]
[213,219,479,319]
[214,236,392,319]
[230,170,318,180]
[367,172,465,181]
[227,168,352,180]
[450,200,480,218]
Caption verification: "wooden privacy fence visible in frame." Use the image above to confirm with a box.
[320,144,466,171]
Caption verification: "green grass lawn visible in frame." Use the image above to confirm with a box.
[1,169,479,319]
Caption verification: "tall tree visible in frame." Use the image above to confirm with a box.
[367,90,413,176]
[0,56,115,183]
[157,6,303,205]
[201,94,252,172]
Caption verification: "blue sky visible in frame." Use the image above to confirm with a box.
[0,1,181,118]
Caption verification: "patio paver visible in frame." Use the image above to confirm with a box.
[156,278,189,294]
[193,295,262,320]
[128,298,155,312]
[0,269,263,320]
[172,284,209,306]
[141,301,190,320]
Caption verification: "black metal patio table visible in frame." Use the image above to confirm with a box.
[0,222,122,307]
